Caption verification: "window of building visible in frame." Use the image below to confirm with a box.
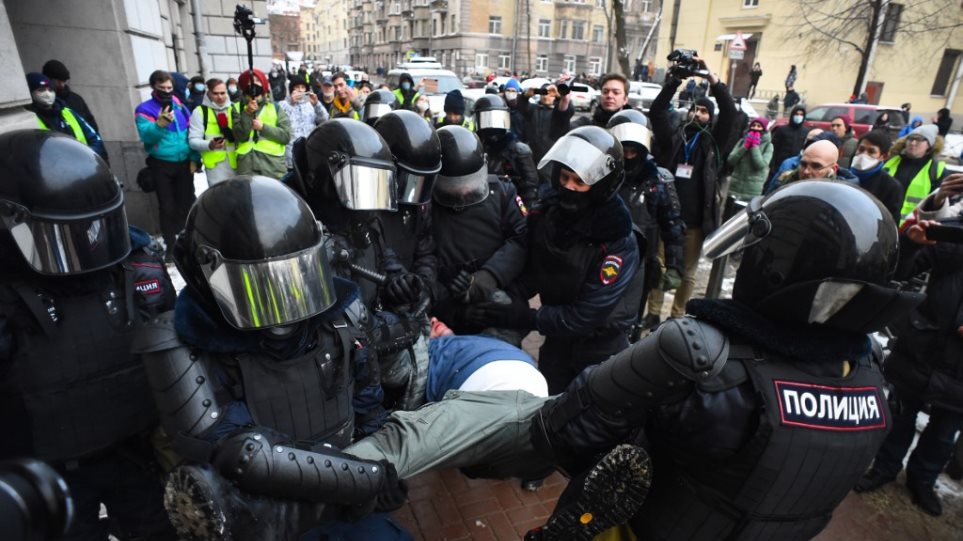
[476,53,489,69]
[596,0,604,6]
[742,0,759,7]
[559,20,568,39]
[499,53,512,69]
[641,0,652,11]
[573,21,586,40]
[394,26,401,40]
[451,14,456,33]
[589,57,602,76]
[391,2,401,14]
[592,25,604,43]
[536,54,549,72]
[489,16,502,34]
[879,3,902,43]
[564,55,576,73]
[931,49,961,96]
[432,19,437,35]
[539,19,551,38]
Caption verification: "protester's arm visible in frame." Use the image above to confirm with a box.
[709,78,737,154]
[649,77,682,147]
[232,104,253,143]
[188,107,210,153]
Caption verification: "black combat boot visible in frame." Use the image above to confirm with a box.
[853,467,897,493]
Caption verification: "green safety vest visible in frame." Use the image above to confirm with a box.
[883,155,946,223]
[436,116,475,131]
[36,107,87,144]
[200,106,237,170]
[234,102,285,157]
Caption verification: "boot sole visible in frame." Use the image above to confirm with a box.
[537,444,652,541]
[164,465,232,540]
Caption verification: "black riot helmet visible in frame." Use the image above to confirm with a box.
[374,109,442,206]
[433,126,490,209]
[606,109,653,156]
[472,94,511,138]
[704,180,921,333]
[0,130,130,275]
[301,118,398,212]
[174,176,337,330]
[362,89,398,126]
[538,126,624,213]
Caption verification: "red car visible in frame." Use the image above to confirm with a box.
[772,103,906,138]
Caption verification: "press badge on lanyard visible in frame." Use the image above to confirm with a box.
[676,132,700,179]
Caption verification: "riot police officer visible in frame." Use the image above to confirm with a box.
[528,181,923,540]
[430,125,528,340]
[606,110,685,334]
[468,126,644,393]
[138,176,407,540]
[362,89,398,126]
[0,131,176,540]
[473,94,539,206]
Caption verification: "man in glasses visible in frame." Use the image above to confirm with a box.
[883,124,948,222]
[771,139,858,188]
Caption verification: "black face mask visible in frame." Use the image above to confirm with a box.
[625,155,644,180]
[153,89,173,105]
[558,187,593,215]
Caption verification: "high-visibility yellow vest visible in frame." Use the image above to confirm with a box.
[200,106,237,170]
[36,107,87,144]
[884,155,946,222]
[436,116,475,131]
[235,102,285,157]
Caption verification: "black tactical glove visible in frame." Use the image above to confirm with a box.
[465,296,536,331]
[374,460,408,513]
[447,270,473,301]
[383,273,424,306]
[449,269,499,303]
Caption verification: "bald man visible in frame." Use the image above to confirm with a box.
[774,139,844,188]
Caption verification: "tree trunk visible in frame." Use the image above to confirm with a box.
[614,1,630,76]
[852,0,883,97]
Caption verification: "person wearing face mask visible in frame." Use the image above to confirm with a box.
[768,105,808,181]
[519,83,575,188]
[884,124,948,221]
[231,68,291,179]
[318,75,336,108]
[188,78,238,186]
[226,77,240,102]
[268,64,287,102]
[727,117,774,200]
[277,76,328,170]
[466,127,644,394]
[414,94,432,122]
[25,73,107,162]
[392,72,421,112]
[501,78,526,140]
[186,75,206,111]
[473,95,540,206]
[41,59,99,134]
[135,69,195,261]
[846,130,902,222]
[607,110,684,334]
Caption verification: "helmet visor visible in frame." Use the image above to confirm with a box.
[703,197,771,259]
[537,136,616,186]
[432,163,490,208]
[332,162,398,211]
[362,103,394,124]
[200,233,337,329]
[398,170,434,205]
[475,110,511,131]
[1,198,131,275]
[610,123,653,153]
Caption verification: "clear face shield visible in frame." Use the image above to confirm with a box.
[196,224,337,330]
[330,157,398,211]
[0,197,131,275]
[362,102,394,125]
[702,196,771,259]
[475,109,511,132]
[432,162,490,208]
[397,170,435,206]
[537,136,616,186]
[609,123,653,154]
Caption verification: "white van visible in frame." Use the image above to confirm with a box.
[386,67,485,118]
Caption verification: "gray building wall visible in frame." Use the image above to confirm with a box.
[5,0,273,233]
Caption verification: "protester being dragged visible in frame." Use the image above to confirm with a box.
[25,73,107,162]
[188,78,237,186]
[232,68,291,179]
[277,76,328,169]
[726,117,773,201]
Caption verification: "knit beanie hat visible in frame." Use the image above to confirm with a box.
[238,69,270,93]
[504,79,522,92]
[833,114,853,130]
[445,90,465,114]
[695,97,715,120]
[910,124,938,147]
[26,73,53,92]
[288,76,309,93]
[749,117,769,130]
[42,60,70,81]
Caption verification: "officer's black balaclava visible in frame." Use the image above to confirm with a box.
[555,166,594,215]
[624,144,647,180]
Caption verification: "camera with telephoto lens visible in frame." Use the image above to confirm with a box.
[667,49,710,78]
[556,83,570,96]
[0,459,73,541]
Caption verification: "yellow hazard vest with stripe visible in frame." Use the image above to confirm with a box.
[200,106,238,169]
[883,155,945,222]
[234,102,285,157]
[36,108,87,144]
[436,116,475,131]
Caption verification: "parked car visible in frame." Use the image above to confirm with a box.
[771,103,906,137]
[628,81,662,112]
[569,83,600,111]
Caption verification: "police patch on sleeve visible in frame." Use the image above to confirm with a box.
[775,381,887,431]
[599,255,623,285]
[514,194,529,216]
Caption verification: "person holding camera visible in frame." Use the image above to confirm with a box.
[644,51,736,327]
[135,69,195,262]
[277,75,328,170]
[188,78,238,186]
[571,73,633,129]
[231,68,291,179]
[519,83,575,187]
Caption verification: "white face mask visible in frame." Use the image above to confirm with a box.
[323,91,334,99]
[850,153,880,171]
[228,85,238,94]
[416,101,429,112]
[32,88,56,107]
[792,114,804,125]
[504,90,518,102]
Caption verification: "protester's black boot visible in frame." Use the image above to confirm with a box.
[853,467,897,493]
[907,479,943,516]
[525,444,652,541]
